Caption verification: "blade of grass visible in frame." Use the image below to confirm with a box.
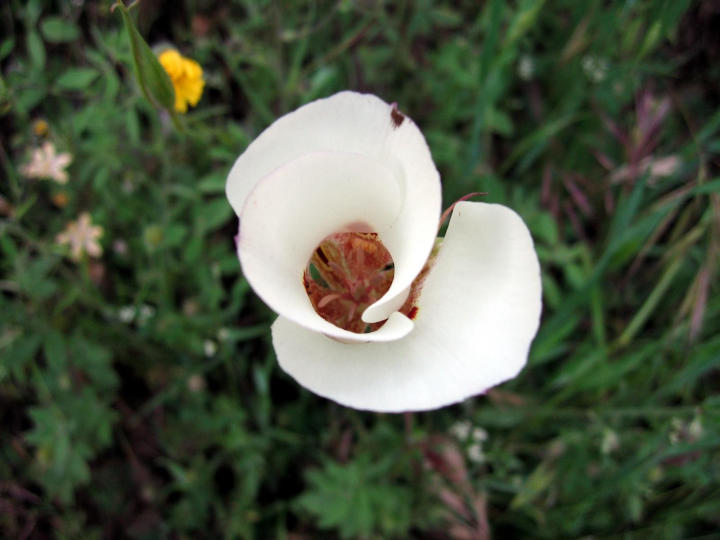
[616,253,685,347]
[464,0,503,177]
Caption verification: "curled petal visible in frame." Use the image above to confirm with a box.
[272,202,542,412]
[238,151,413,342]
[228,91,441,335]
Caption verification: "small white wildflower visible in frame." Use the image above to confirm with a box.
[118,305,136,323]
[56,213,103,261]
[517,54,535,81]
[21,141,72,184]
[217,327,231,341]
[471,426,488,443]
[450,420,472,441]
[203,339,217,357]
[688,416,703,440]
[467,442,486,464]
[601,428,619,455]
[581,55,608,83]
[138,304,156,325]
[669,417,683,444]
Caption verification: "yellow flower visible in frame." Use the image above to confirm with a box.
[33,119,50,137]
[158,49,204,113]
[51,192,69,208]
[56,212,103,261]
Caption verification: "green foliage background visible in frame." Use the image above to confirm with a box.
[1,0,719,538]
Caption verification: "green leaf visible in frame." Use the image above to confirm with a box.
[487,107,514,136]
[505,0,546,46]
[40,17,80,43]
[0,38,15,61]
[1,333,41,382]
[297,457,412,539]
[43,330,67,370]
[70,338,118,393]
[23,0,43,26]
[502,114,577,174]
[511,462,556,509]
[16,257,57,301]
[114,3,175,110]
[56,67,99,90]
[164,224,188,248]
[195,198,233,232]
[26,30,45,69]
[25,404,93,504]
[528,211,558,245]
[197,172,227,194]
[16,86,46,113]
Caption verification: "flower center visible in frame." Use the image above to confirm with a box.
[304,232,395,333]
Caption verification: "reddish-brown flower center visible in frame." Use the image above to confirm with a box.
[304,231,438,333]
[304,232,394,333]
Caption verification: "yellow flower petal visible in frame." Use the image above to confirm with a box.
[158,49,204,113]
[158,49,184,79]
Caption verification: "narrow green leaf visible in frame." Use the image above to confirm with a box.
[26,30,45,69]
[43,330,67,369]
[0,38,15,61]
[1,334,41,382]
[505,0,546,47]
[501,114,576,173]
[114,3,175,110]
[652,334,720,400]
[617,254,685,347]
[511,463,555,509]
[40,17,80,43]
[196,198,233,232]
[464,0,503,175]
[23,0,43,26]
[197,172,227,194]
[56,67,99,90]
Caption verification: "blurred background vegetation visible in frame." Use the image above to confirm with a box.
[1,0,719,538]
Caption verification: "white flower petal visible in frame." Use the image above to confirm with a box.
[228,91,441,335]
[238,151,413,342]
[271,202,542,412]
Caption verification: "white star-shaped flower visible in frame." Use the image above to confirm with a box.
[56,212,103,261]
[21,142,72,184]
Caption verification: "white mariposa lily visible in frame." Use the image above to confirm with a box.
[226,91,541,412]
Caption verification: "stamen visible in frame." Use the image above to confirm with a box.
[304,225,444,333]
[304,231,394,333]
[317,293,342,308]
